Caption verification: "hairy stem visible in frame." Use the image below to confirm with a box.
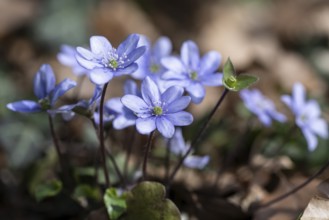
[48,115,72,188]
[91,116,125,187]
[165,139,171,182]
[167,88,229,185]
[99,83,110,187]
[142,131,155,181]
[123,128,136,183]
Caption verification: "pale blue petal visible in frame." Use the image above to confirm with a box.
[161,57,186,73]
[34,64,56,99]
[166,96,191,113]
[7,100,41,113]
[113,115,135,130]
[281,95,293,110]
[156,117,175,138]
[124,80,140,96]
[57,45,77,66]
[89,86,103,106]
[76,47,95,60]
[106,98,123,113]
[121,95,149,113]
[153,36,172,61]
[137,35,151,48]
[123,46,146,67]
[117,34,139,56]
[184,155,209,169]
[169,128,188,155]
[302,127,318,151]
[161,70,186,80]
[161,86,184,105]
[136,117,156,135]
[199,51,221,75]
[269,111,287,123]
[93,111,114,125]
[165,111,193,126]
[258,113,272,127]
[90,36,112,55]
[58,46,87,76]
[76,54,101,70]
[89,68,114,85]
[185,82,205,104]
[292,82,306,114]
[309,118,328,138]
[199,73,223,86]
[303,100,321,119]
[141,77,161,106]
[50,78,77,105]
[114,63,138,77]
[181,41,200,70]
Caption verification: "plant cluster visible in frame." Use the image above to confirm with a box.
[7,33,329,219]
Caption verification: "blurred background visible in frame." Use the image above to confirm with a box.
[1,0,329,219]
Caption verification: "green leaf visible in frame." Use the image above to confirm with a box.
[223,57,236,79]
[34,179,62,202]
[122,181,181,220]
[234,74,259,91]
[73,184,101,201]
[104,188,127,220]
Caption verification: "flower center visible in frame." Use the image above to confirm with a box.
[150,64,160,73]
[153,106,163,115]
[109,59,118,69]
[190,71,198,80]
[38,98,51,110]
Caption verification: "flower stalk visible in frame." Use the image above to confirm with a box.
[99,83,111,187]
[142,131,155,181]
[167,88,229,185]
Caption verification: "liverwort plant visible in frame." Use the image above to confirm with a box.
[281,82,328,151]
[7,64,76,186]
[76,34,146,187]
[7,64,77,113]
[76,34,146,85]
[167,58,259,184]
[121,76,193,180]
[161,40,222,104]
[121,77,193,138]
[240,89,287,126]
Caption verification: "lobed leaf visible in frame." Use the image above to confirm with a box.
[104,188,127,220]
[34,179,62,202]
[122,181,181,220]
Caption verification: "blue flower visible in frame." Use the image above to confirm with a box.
[168,128,209,169]
[103,80,140,129]
[121,77,193,138]
[161,40,223,104]
[76,34,146,85]
[240,89,286,126]
[7,64,77,113]
[132,36,172,92]
[57,45,88,76]
[52,86,103,120]
[281,82,328,151]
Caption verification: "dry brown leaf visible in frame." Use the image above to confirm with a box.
[301,196,329,220]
